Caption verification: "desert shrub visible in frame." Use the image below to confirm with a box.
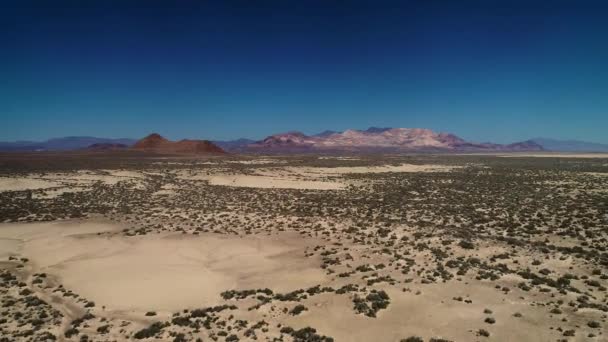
[171,316,191,327]
[19,288,33,296]
[401,337,423,342]
[563,330,575,336]
[458,240,475,249]
[133,322,166,339]
[96,325,110,334]
[478,329,490,337]
[173,333,187,342]
[280,326,334,342]
[290,304,308,316]
[64,328,79,338]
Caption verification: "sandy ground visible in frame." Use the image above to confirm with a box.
[0,155,605,342]
[179,163,457,190]
[285,282,556,342]
[283,163,459,175]
[0,170,147,195]
[205,174,346,190]
[0,220,327,312]
[226,159,287,164]
[0,177,60,192]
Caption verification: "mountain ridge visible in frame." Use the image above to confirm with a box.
[246,127,544,153]
[131,133,226,154]
[0,136,136,152]
[2,130,607,153]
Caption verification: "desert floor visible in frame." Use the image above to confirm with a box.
[0,152,607,341]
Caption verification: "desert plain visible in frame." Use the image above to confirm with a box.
[0,152,607,342]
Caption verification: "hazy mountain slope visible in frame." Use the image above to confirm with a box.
[212,138,256,151]
[531,138,608,152]
[0,137,136,151]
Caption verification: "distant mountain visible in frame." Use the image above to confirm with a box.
[212,138,256,151]
[0,136,136,152]
[364,127,392,134]
[0,141,45,152]
[505,140,547,151]
[530,138,608,152]
[132,133,226,154]
[44,136,136,150]
[248,127,544,153]
[5,131,605,154]
[313,130,341,137]
[132,133,168,150]
[86,143,129,151]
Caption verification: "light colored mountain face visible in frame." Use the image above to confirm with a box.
[319,128,463,148]
[259,131,318,147]
[254,128,471,150]
[250,127,543,152]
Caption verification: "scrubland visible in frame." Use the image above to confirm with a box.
[0,153,607,341]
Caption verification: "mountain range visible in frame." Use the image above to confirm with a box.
[1,128,607,153]
[244,127,544,153]
[0,136,136,152]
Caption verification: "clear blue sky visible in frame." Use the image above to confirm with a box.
[2,1,608,143]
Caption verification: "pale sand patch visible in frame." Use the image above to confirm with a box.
[101,170,146,178]
[0,221,327,312]
[318,156,361,160]
[0,177,60,192]
[286,282,554,342]
[35,171,147,190]
[0,219,122,243]
[181,163,453,190]
[284,163,459,175]
[226,159,286,164]
[206,175,345,190]
[40,171,124,185]
[0,238,21,259]
[152,189,176,196]
[153,161,218,165]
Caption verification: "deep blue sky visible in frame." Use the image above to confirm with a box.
[2,1,608,143]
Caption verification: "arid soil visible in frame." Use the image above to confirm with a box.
[0,153,607,341]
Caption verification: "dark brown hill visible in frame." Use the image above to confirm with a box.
[132,134,226,154]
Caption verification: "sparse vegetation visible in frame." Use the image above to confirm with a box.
[0,154,606,341]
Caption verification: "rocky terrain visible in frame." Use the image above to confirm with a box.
[0,152,606,341]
